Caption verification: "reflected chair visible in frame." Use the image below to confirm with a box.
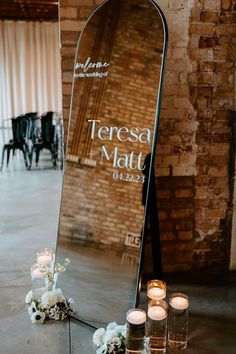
[29,111,58,169]
[25,112,39,138]
[0,115,31,170]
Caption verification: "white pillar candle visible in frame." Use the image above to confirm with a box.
[36,248,54,267]
[148,305,167,321]
[37,255,52,266]
[170,296,189,310]
[127,310,146,325]
[147,287,165,300]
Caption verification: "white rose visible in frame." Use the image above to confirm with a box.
[106,321,118,331]
[104,330,117,344]
[41,291,58,307]
[93,327,105,347]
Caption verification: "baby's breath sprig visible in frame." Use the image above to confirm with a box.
[38,258,71,290]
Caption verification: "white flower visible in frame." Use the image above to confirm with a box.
[49,305,61,320]
[96,344,107,354]
[54,288,65,303]
[107,337,122,352]
[31,310,45,324]
[104,329,117,344]
[106,322,118,331]
[110,337,121,347]
[114,324,126,338]
[25,290,33,304]
[93,327,105,347]
[28,301,37,316]
[41,291,58,307]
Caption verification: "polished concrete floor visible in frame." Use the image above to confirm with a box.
[56,240,138,327]
[0,150,236,354]
[0,152,69,354]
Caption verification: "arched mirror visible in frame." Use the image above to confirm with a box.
[56,0,167,328]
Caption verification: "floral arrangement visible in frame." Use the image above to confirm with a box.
[26,288,74,324]
[93,322,126,354]
[27,255,74,324]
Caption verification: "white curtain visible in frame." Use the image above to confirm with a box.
[0,21,62,121]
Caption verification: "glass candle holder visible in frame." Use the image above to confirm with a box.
[146,299,168,354]
[168,293,189,351]
[126,309,146,353]
[36,248,54,269]
[31,263,47,298]
[147,280,166,300]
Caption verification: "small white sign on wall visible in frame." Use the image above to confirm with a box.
[125,233,141,248]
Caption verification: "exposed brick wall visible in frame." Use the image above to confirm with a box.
[59,0,236,272]
[157,176,195,272]
[188,0,236,270]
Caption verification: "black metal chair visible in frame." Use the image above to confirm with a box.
[0,115,31,171]
[29,111,58,169]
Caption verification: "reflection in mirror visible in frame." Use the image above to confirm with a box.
[56,0,167,327]
[0,7,62,170]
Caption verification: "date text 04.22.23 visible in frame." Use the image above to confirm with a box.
[112,171,145,184]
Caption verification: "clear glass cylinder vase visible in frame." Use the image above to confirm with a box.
[31,263,47,298]
[146,299,168,354]
[126,308,146,353]
[168,293,189,351]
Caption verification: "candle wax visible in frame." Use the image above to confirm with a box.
[147,287,165,300]
[148,305,167,321]
[171,296,189,310]
[31,269,43,278]
[37,255,52,266]
[127,310,146,325]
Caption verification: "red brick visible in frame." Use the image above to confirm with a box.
[161,232,176,241]
[178,231,193,240]
[158,211,168,220]
[199,61,214,72]
[221,0,233,10]
[171,209,193,218]
[175,189,193,198]
[219,11,236,23]
[199,36,219,48]
[157,190,171,199]
[196,133,212,143]
[189,23,216,35]
[198,87,214,97]
[200,12,219,23]
[216,24,236,35]
[175,219,194,230]
[212,133,231,143]
[159,220,175,231]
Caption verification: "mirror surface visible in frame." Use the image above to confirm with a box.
[56,0,167,327]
